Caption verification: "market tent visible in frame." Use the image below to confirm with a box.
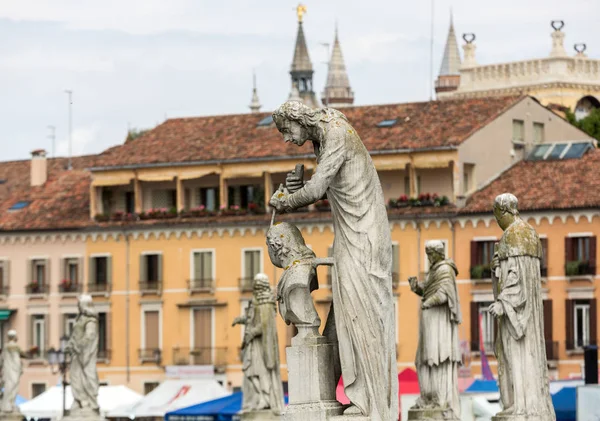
[465,379,498,393]
[552,387,576,421]
[336,369,420,405]
[19,385,142,420]
[108,379,229,419]
[165,392,242,421]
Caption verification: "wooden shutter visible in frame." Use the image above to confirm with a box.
[89,257,96,285]
[144,311,159,349]
[193,309,212,348]
[3,260,9,289]
[106,311,112,354]
[106,256,112,287]
[590,299,597,346]
[392,244,400,275]
[59,258,65,282]
[253,251,260,277]
[470,241,478,268]
[78,257,84,285]
[470,302,479,351]
[543,300,553,342]
[590,236,597,273]
[566,299,574,349]
[157,254,163,282]
[140,255,147,283]
[29,315,34,348]
[45,259,51,289]
[193,253,202,280]
[541,237,548,272]
[565,237,574,263]
[27,259,32,287]
[44,315,49,352]
[244,251,252,279]
[202,252,212,280]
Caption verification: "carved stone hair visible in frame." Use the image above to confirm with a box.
[494,193,519,216]
[253,273,275,304]
[272,100,349,131]
[78,294,98,317]
[425,240,446,257]
[266,222,315,262]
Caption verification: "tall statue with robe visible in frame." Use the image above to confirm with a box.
[409,240,461,420]
[65,294,101,419]
[232,273,285,416]
[488,193,555,420]
[269,101,398,420]
[0,330,26,417]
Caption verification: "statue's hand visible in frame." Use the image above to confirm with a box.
[421,299,432,310]
[408,276,418,290]
[491,254,500,271]
[285,171,304,193]
[232,316,245,327]
[269,186,291,213]
[488,301,504,318]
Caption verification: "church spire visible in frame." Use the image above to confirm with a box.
[249,72,261,113]
[435,12,462,95]
[289,4,319,108]
[321,24,354,108]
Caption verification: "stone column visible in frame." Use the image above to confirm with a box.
[176,177,184,212]
[219,175,228,210]
[264,171,273,213]
[134,178,143,213]
[90,185,98,218]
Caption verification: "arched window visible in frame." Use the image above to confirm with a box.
[575,96,600,120]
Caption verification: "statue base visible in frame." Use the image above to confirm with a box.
[283,334,344,421]
[492,415,552,421]
[62,408,106,421]
[329,415,370,421]
[408,408,460,420]
[0,412,25,421]
[241,409,282,420]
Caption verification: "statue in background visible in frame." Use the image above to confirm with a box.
[409,240,461,420]
[489,193,555,420]
[232,273,285,415]
[65,294,101,419]
[0,330,26,417]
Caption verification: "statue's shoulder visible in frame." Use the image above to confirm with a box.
[499,218,541,259]
[434,259,458,277]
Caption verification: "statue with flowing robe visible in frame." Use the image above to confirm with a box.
[269,101,398,420]
[409,241,461,420]
[232,274,285,415]
[0,330,26,416]
[488,193,555,420]
[65,294,101,419]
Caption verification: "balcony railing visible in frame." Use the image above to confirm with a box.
[0,285,9,296]
[470,265,492,280]
[26,283,49,295]
[565,261,596,277]
[97,349,112,361]
[545,341,559,361]
[138,348,161,363]
[172,347,227,367]
[88,282,111,295]
[140,281,162,294]
[239,277,254,292]
[187,278,214,293]
[59,282,83,294]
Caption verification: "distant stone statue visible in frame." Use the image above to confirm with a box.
[269,101,398,420]
[0,330,26,418]
[232,274,285,417]
[489,193,555,420]
[65,295,101,420]
[408,241,461,420]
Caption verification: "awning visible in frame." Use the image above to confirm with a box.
[0,309,15,321]
[177,300,227,308]
[137,173,177,182]
[91,174,134,186]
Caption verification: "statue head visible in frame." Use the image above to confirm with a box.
[272,101,315,146]
[493,193,519,231]
[425,240,446,266]
[253,273,275,304]
[266,222,315,268]
[78,294,97,317]
[7,329,17,342]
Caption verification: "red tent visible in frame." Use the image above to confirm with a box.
[335,368,420,405]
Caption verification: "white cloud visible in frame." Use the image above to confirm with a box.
[55,124,100,157]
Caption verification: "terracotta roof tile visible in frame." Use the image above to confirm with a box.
[461,148,600,214]
[93,96,523,169]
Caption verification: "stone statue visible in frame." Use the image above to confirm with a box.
[65,294,101,420]
[0,330,26,418]
[408,241,461,420]
[488,193,555,420]
[232,273,285,417]
[269,101,398,420]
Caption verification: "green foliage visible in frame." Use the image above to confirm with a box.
[565,108,600,145]
[470,264,492,280]
[125,128,150,143]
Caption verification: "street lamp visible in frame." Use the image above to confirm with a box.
[48,335,71,418]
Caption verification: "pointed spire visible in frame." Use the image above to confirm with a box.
[321,24,354,107]
[249,71,261,113]
[289,4,319,108]
[435,12,462,96]
[289,81,301,102]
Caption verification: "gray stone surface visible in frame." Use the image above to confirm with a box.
[269,101,398,421]
[408,408,459,420]
[62,407,106,421]
[241,409,282,420]
[231,274,285,414]
[0,412,26,421]
[408,240,461,420]
[489,194,555,420]
[0,330,25,417]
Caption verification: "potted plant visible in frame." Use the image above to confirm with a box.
[470,264,492,280]
[388,198,398,209]
[110,211,124,221]
[248,202,265,215]
[28,346,40,358]
[397,195,409,208]
[60,279,72,292]
[27,281,40,294]
[419,193,434,206]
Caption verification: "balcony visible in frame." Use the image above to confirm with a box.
[565,261,596,280]
[88,282,111,296]
[239,277,254,292]
[187,279,214,293]
[58,282,83,295]
[97,349,112,362]
[172,347,227,368]
[138,348,161,363]
[26,283,49,296]
[140,281,162,295]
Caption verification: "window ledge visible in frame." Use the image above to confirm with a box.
[566,349,585,356]
[27,359,48,366]
[566,275,594,282]
[89,291,111,298]
[27,293,49,300]
[472,278,492,284]
[188,288,214,294]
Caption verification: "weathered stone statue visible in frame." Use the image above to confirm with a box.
[232,273,285,418]
[489,193,555,420]
[64,294,102,420]
[0,330,26,419]
[269,101,398,420]
[408,241,461,420]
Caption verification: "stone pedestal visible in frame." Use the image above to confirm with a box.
[0,412,25,421]
[241,409,282,420]
[62,408,106,421]
[492,415,549,421]
[329,415,370,421]
[283,335,344,421]
[408,408,459,420]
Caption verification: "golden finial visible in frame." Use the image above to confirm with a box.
[296,4,307,23]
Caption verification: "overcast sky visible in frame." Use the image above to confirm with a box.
[1,0,598,161]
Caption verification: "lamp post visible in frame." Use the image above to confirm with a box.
[48,335,71,418]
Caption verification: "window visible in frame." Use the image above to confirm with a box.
[574,301,590,349]
[125,191,135,213]
[9,201,31,210]
[31,383,46,398]
[141,254,162,284]
[512,119,525,142]
[540,238,548,277]
[470,240,496,279]
[143,382,159,395]
[63,314,76,337]
[565,236,597,276]
[98,312,108,356]
[191,251,213,290]
[31,315,46,356]
[242,250,261,285]
[62,258,81,292]
[199,188,219,211]
[151,189,176,209]
[89,256,112,293]
[142,310,161,360]
[470,301,495,352]
[0,260,8,294]
[463,163,475,194]
[377,119,397,128]
[101,189,114,214]
[228,185,263,209]
[192,309,212,364]
[533,122,544,144]
[28,259,49,293]
[391,244,400,287]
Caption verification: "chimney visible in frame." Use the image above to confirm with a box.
[31,149,47,187]
[462,33,477,67]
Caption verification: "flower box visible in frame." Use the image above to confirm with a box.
[95,214,110,222]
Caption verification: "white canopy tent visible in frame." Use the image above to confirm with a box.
[107,379,229,419]
[19,385,143,420]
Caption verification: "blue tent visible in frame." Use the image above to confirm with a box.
[465,379,499,393]
[165,392,242,421]
[15,394,27,405]
[552,387,576,421]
